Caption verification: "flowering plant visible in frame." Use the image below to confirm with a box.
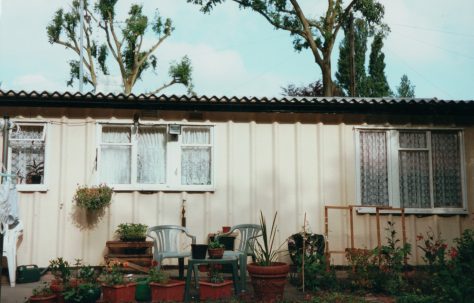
[74,184,113,211]
[99,260,133,286]
[416,228,448,267]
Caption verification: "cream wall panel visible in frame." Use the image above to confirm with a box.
[6,116,474,267]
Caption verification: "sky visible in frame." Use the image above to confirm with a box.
[0,0,473,100]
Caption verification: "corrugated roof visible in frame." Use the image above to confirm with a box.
[0,89,473,115]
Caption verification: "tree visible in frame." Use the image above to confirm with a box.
[47,0,193,94]
[282,80,324,97]
[335,18,370,97]
[366,32,391,97]
[188,0,385,96]
[396,74,415,98]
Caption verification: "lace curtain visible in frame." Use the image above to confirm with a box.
[137,127,166,184]
[432,131,462,207]
[399,132,430,208]
[10,125,45,184]
[360,131,389,206]
[100,127,131,184]
[181,127,211,185]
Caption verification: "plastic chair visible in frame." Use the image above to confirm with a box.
[2,221,23,287]
[216,224,261,292]
[146,225,196,279]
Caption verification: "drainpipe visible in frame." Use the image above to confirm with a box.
[0,115,10,302]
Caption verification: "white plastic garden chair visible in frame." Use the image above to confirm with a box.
[2,220,23,286]
[216,224,262,292]
[146,225,196,279]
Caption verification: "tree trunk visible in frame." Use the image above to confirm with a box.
[322,61,333,97]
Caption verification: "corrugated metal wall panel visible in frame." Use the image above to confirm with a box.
[4,116,472,268]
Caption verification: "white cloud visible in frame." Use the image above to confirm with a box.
[10,74,62,92]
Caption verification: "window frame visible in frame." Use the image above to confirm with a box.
[96,121,215,192]
[8,121,50,192]
[355,126,468,215]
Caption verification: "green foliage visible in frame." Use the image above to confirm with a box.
[115,223,148,241]
[396,294,437,303]
[77,263,99,284]
[26,160,44,177]
[366,32,392,97]
[73,184,113,211]
[100,260,133,286]
[310,292,366,303]
[208,237,225,249]
[49,257,72,282]
[396,74,416,98]
[281,80,324,97]
[372,221,411,294]
[345,248,376,290]
[188,0,386,96]
[252,211,280,266]
[298,253,337,291]
[336,18,370,97]
[32,282,54,297]
[416,228,447,268]
[207,264,224,283]
[169,56,194,93]
[47,0,192,94]
[148,267,170,284]
[63,283,101,303]
[95,0,118,21]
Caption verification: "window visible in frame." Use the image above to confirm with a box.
[356,128,466,213]
[9,123,47,186]
[98,123,214,190]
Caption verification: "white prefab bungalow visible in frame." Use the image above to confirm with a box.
[0,90,473,268]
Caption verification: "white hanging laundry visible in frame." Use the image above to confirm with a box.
[0,178,19,234]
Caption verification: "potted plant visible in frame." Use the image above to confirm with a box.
[26,160,44,184]
[99,260,136,303]
[148,266,185,302]
[49,257,72,293]
[73,184,113,212]
[116,223,148,242]
[63,283,101,303]
[29,282,56,302]
[62,261,101,303]
[208,237,225,259]
[247,211,290,302]
[199,264,233,301]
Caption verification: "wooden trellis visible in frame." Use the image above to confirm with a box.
[324,205,407,264]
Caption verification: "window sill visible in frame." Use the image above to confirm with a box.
[16,185,48,192]
[110,185,215,193]
[356,206,469,216]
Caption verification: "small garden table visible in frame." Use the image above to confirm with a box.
[184,256,240,302]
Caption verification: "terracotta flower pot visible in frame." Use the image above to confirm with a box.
[149,280,185,302]
[208,247,225,259]
[222,226,231,233]
[101,283,136,303]
[28,294,57,303]
[247,262,290,303]
[199,280,233,301]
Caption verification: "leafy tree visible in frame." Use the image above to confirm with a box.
[335,18,370,97]
[366,32,391,97]
[282,80,324,97]
[47,0,193,94]
[188,0,385,96]
[281,79,344,97]
[396,74,415,98]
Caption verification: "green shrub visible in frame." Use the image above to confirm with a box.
[115,223,148,241]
